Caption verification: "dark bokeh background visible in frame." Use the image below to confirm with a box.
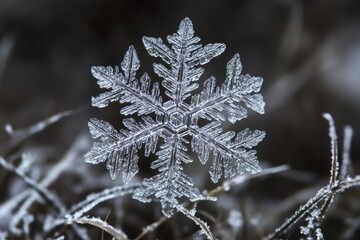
[0,0,360,239]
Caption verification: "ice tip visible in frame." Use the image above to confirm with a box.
[182,17,192,23]
[322,112,333,121]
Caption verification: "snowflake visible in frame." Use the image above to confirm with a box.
[85,17,265,217]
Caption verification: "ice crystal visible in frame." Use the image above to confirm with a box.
[300,209,321,236]
[85,17,265,217]
[227,210,243,229]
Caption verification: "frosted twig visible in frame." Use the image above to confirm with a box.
[0,133,90,235]
[0,155,90,240]
[133,216,166,240]
[322,113,338,186]
[335,176,360,191]
[318,194,334,223]
[267,187,329,240]
[54,236,65,240]
[46,183,139,236]
[21,214,34,237]
[9,200,35,235]
[0,157,88,239]
[340,126,354,180]
[266,114,359,239]
[133,165,288,240]
[175,203,217,240]
[67,216,129,240]
[208,164,289,196]
[0,156,65,214]
[0,191,29,225]
[1,109,80,154]
[69,184,140,218]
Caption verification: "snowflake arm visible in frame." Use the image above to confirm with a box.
[190,54,265,124]
[190,122,265,183]
[91,46,164,116]
[85,117,162,183]
[143,17,225,105]
[133,132,207,217]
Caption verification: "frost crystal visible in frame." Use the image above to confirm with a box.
[85,17,265,217]
[227,210,243,229]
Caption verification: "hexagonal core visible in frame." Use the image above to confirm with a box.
[169,112,185,128]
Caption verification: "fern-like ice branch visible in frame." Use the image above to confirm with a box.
[91,46,163,115]
[190,54,265,124]
[85,117,162,182]
[190,122,264,182]
[133,132,211,217]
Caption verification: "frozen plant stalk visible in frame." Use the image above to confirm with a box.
[85,17,265,217]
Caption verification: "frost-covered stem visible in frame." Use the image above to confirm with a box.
[0,157,89,240]
[319,195,333,223]
[322,113,338,186]
[133,216,167,240]
[340,126,353,180]
[335,176,360,192]
[69,184,140,218]
[68,216,129,240]
[176,204,217,240]
[2,133,88,218]
[268,115,358,239]
[208,165,289,196]
[133,166,289,240]
[46,184,139,236]
[0,157,65,214]
[9,200,34,235]
[1,133,90,239]
[266,187,328,240]
[0,109,79,154]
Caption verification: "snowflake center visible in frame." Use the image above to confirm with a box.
[169,111,186,129]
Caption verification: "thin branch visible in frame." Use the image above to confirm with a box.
[46,183,139,236]
[133,165,289,240]
[0,155,90,240]
[267,115,359,239]
[176,204,217,240]
[68,216,129,240]
[133,216,166,240]
[0,133,89,228]
[340,126,354,180]
[319,194,334,223]
[69,184,140,218]
[2,133,88,208]
[322,113,339,186]
[209,164,289,196]
[267,187,329,240]
[0,157,65,214]
[335,176,360,192]
[1,109,81,154]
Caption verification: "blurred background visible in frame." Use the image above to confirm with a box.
[0,0,359,239]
